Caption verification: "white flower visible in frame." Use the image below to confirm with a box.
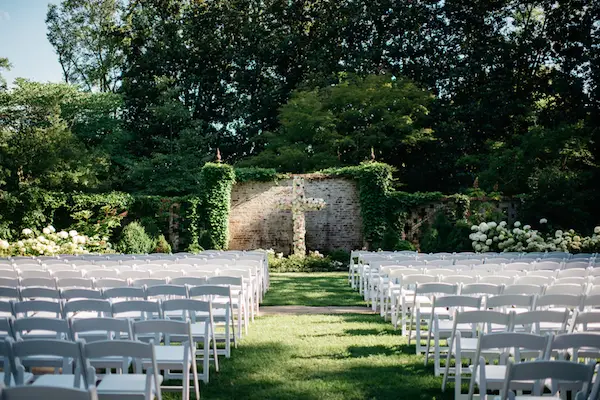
[42,227,51,235]
[523,225,531,230]
[472,241,478,249]
[471,225,479,232]
[595,226,600,234]
[68,230,78,238]
[0,240,8,250]
[48,225,55,233]
[479,222,489,232]
[514,221,521,228]
[475,244,482,252]
[540,218,548,224]
[57,231,69,239]
[22,228,33,236]
[555,230,563,238]
[513,228,521,234]
[499,221,507,227]
[488,222,497,229]
[485,239,492,246]
[77,236,86,244]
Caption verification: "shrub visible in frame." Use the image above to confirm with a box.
[420,212,471,253]
[327,249,351,265]
[268,253,344,272]
[118,221,154,254]
[153,234,172,253]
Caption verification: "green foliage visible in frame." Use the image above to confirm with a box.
[200,163,235,250]
[46,0,125,92]
[234,167,289,183]
[153,234,172,253]
[326,249,351,265]
[241,74,434,172]
[268,254,344,273]
[117,221,154,254]
[325,162,395,249]
[420,212,472,253]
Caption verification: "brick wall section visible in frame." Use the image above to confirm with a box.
[228,177,363,253]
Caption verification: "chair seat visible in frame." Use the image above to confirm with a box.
[32,374,85,388]
[190,322,209,337]
[97,374,163,395]
[474,365,535,391]
[143,346,189,370]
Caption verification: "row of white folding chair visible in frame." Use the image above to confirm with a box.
[0,386,101,400]
[1,299,224,385]
[0,322,203,399]
[378,269,588,319]
[387,276,587,332]
[466,332,600,400]
[0,281,249,341]
[418,297,600,383]
[436,310,597,399]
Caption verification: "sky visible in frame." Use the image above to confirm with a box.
[0,0,64,85]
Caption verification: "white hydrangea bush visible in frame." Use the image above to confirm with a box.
[0,226,114,257]
[469,220,600,253]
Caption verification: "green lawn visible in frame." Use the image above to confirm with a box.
[163,272,454,399]
[261,272,366,307]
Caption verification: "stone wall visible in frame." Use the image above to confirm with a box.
[228,176,363,253]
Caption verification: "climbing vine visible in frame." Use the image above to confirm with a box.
[200,162,235,250]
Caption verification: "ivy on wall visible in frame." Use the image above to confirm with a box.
[200,163,235,250]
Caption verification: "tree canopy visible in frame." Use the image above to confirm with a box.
[0,0,596,229]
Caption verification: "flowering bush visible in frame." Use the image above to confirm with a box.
[0,226,113,256]
[469,219,600,253]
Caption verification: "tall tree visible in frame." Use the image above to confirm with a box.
[0,58,10,90]
[46,0,125,92]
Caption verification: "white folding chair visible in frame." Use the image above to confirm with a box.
[409,283,458,352]
[12,317,70,341]
[161,299,219,383]
[170,277,207,287]
[63,299,112,320]
[82,340,162,400]
[10,338,87,388]
[102,287,146,302]
[20,277,57,288]
[132,320,199,400]
[391,274,438,332]
[502,284,545,296]
[0,337,29,387]
[545,283,586,295]
[0,386,98,400]
[111,300,161,321]
[188,285,237,357]
[441,310,514,399]
[61,289,103,301]
[468,332,552,400]
[53,270,84,279]
[557,268,589,279]
[57,278,94,289]
[207,276,249,336]
[571,310,600,332]
[19,286,60,301]
[19,269,52,279]
[534,261,562,271]
[485,294,536,314]
[70,317,133,371]
[512,310,570,334]
[13,299,62,319]
[424,295,483,376]
[564,261,591,270]
[498,360,594,400]
[117,270,150,281]
[460,283,503,297]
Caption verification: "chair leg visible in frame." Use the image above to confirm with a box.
[212,325,220,372]
[191,348,200,400]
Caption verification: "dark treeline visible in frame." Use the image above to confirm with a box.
[1,0,599,230]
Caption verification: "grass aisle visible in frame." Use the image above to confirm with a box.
[170,273,451,400]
